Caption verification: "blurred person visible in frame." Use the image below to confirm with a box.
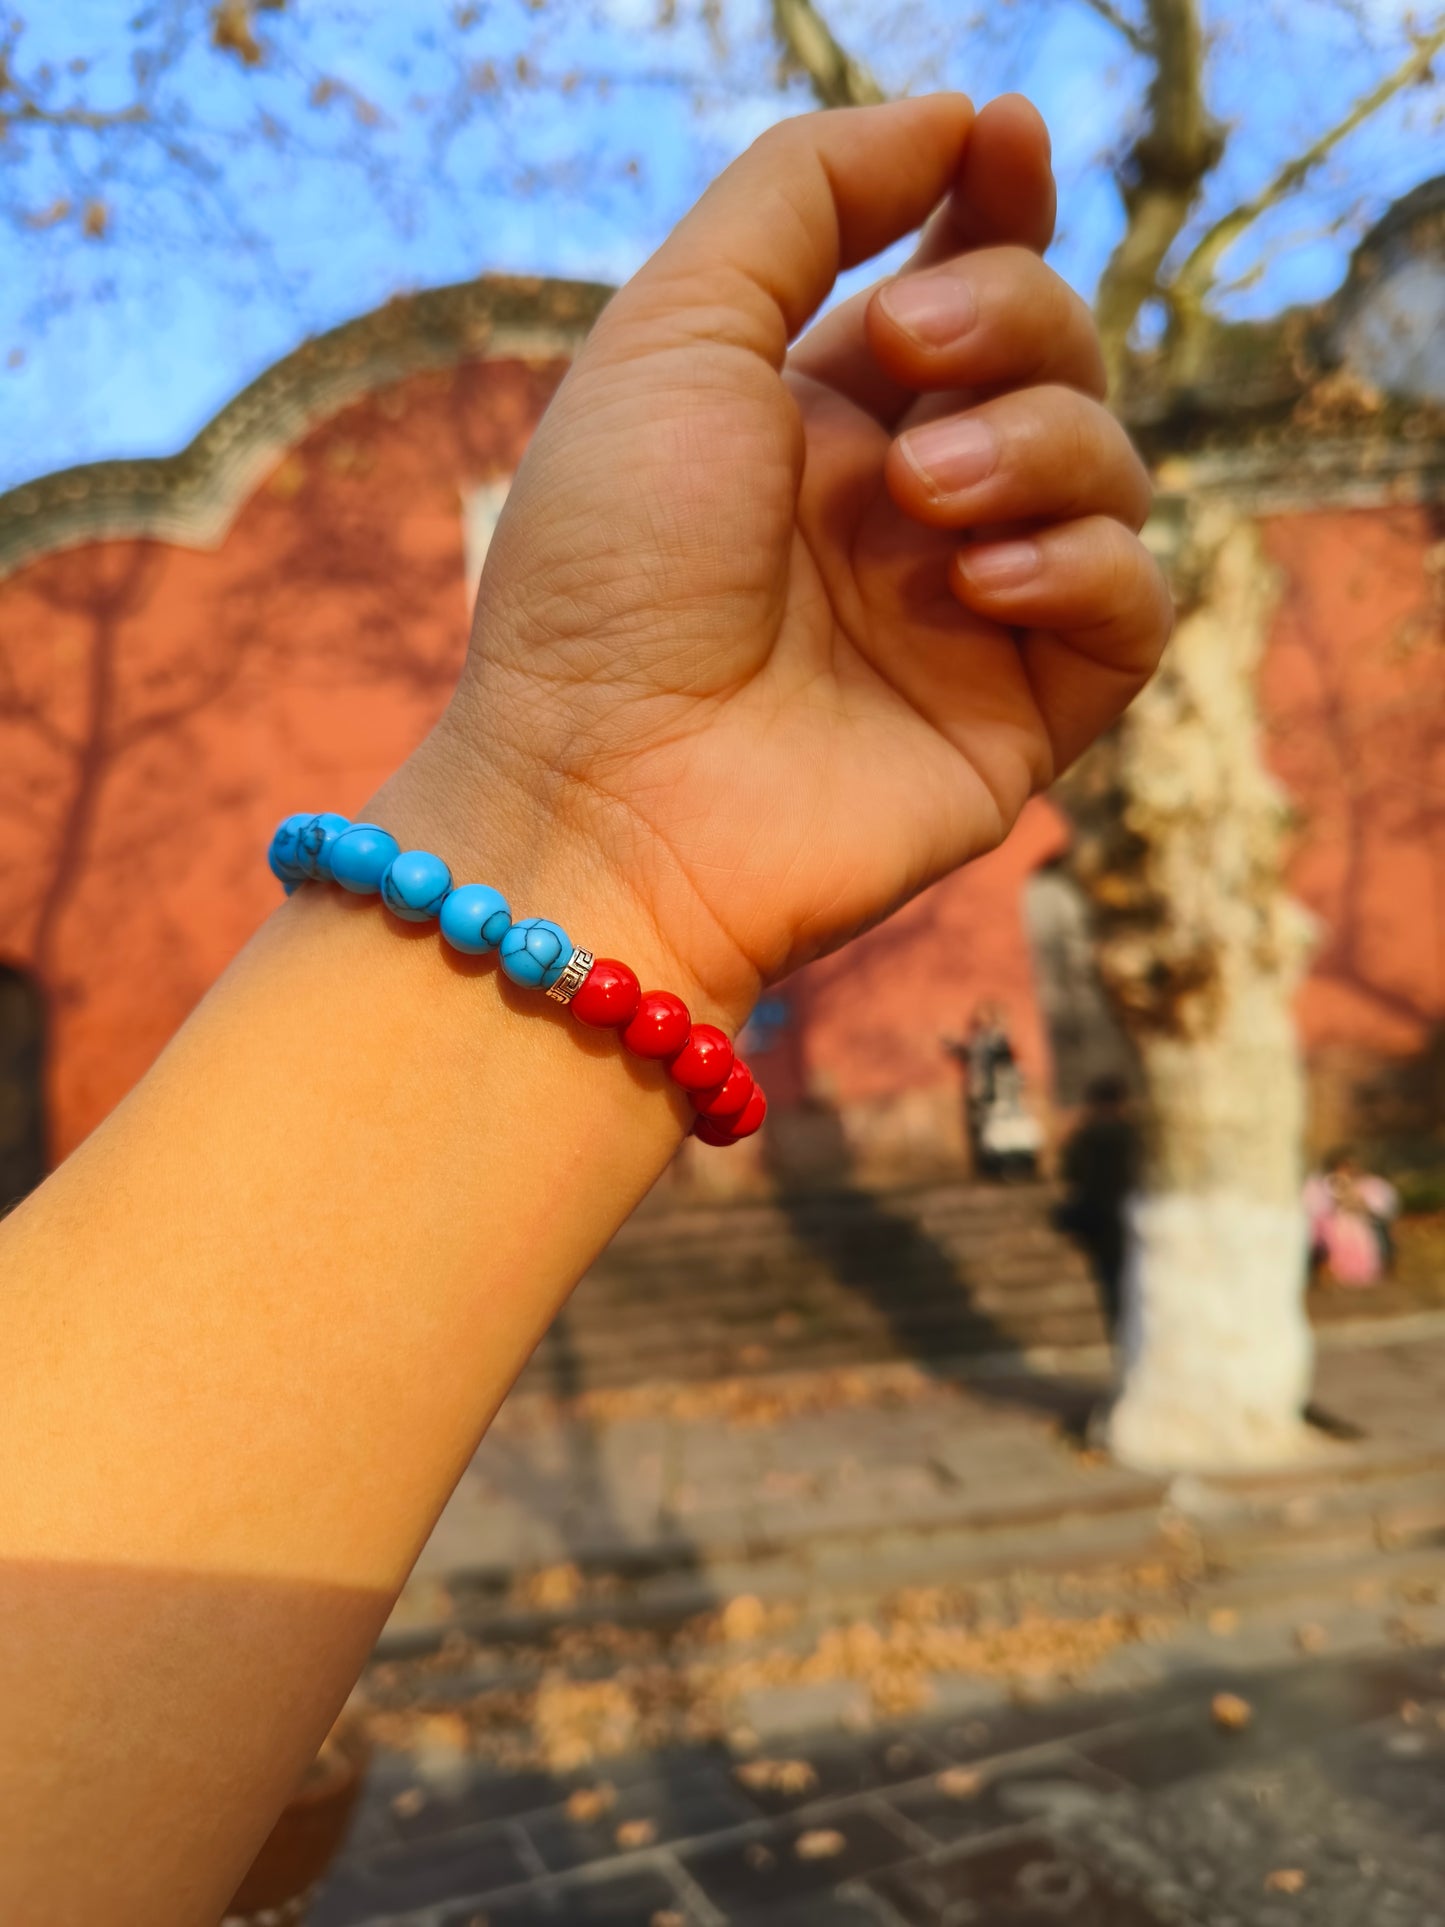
[0,96,1172,1922]
[1305,1146,1399,1288]
[1055,1074,1140,1338]
[946,1001,1041,1178]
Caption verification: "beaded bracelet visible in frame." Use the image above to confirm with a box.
[267,812,765,1147]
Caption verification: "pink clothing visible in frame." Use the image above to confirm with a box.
[1305,1172,1398,1287]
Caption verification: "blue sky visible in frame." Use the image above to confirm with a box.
[2,0,1440,492]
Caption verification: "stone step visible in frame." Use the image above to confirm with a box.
[518,1310,1110,1393]
[534,1180,1437,1396]
[560,1273,1101,1332]
[579,1248,1097,1298]
[387,1443,1445,1656]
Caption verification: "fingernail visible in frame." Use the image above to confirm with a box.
[879,273,977,347]
[958,540,1040,588]
[901,416,998,496]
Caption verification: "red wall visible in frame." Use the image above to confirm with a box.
[1261,505,1445,1061]
[0,359,556,1159]
[1,351,1441,1170]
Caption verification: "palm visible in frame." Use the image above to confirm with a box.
[465,97,1162,1008]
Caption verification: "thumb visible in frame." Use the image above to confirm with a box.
[590,95,976,370]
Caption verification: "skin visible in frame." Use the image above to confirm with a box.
[0,95,1170,1924]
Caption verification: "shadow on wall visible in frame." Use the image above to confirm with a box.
[0,964,45,1214]
[1023,859,1137,1114]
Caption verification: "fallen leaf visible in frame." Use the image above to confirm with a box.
[1211,1692,1253,1731]
[936,1767,985,1799]
[518,1563,583,1611]
[1207,1608,1239,1637]
[1294,1623,1329,1654]
[719,1595,767,1642]
[1264,1869,1307,1894]
[615,1818,657,1850]
[565,1783,617,1823]
[390,1786,426,1818]
[795,1828,847,1860]
[734,1758,818,1796]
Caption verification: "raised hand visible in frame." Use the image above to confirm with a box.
[431,94,1171,1019]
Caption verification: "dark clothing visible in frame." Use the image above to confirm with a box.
[1056,1113,1140,1339]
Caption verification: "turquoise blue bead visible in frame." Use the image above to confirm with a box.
[296,811,351,879]
[268,812,315,884]
[329,823,401,895]
[499,917,571,990]
[381,849,452,922]
[439,884,512,955]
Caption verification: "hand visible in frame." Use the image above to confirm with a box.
[420,94,1171,1022]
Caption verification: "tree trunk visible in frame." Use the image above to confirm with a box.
[1073,504,1319,1471]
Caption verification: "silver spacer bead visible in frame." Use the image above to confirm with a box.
[545,946,595,1005]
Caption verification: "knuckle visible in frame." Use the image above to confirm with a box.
[1097,523,1139,610]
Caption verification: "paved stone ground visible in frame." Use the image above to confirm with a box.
[302,1335,1445,1925]
[389,1335,1445,1641]
[312,1640,1445,1925]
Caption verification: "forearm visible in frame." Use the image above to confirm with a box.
[0,741,733,1924]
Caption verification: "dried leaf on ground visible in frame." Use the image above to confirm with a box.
[734,1757,818,1795]
[565,1783,617,1823]
[1211,1691,1254,1731]
[516,1563,583,1611]
[1264,1868,1307,1894]
[936,1766,985,1798]
[718,1595,768,1642]
[1207,1607,1240,1636]
[794,1828,847,1859]
[535,1677,639,1772]
[390,1786,426,1818]
[1294,1623,1329,1654]
[615,1818,657,1849]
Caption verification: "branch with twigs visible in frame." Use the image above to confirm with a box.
[771,0,885,107]
[1077,0,1154,56]
[1166,17,1445,315]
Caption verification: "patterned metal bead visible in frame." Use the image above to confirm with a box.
[544,946,595,1005]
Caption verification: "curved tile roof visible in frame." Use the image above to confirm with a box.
[0,272,612,580]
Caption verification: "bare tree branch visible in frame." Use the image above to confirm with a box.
[1168,18,1445,311]
[771,0,886,107]
[1092,0,1223,392]
[1077,0,1153,56]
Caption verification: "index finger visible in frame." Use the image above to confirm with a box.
[788,94,1057,422]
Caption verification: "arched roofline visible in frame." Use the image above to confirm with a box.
[0,273,612,580]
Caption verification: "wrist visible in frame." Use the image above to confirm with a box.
[365,713,762,1036]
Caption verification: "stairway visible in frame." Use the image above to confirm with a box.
[521,1181,1105,1397]
[519,1180,1443,1398]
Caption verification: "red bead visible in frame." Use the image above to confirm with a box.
[620,990,691,1059]
[570,956,641,1029]
[727,1085,768,1140]
[693,1082,768,1146]
[693,1059,754,1120]
[668,1023,734,1093]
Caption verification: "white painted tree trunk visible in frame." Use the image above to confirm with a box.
[1077,505,1320,1472]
